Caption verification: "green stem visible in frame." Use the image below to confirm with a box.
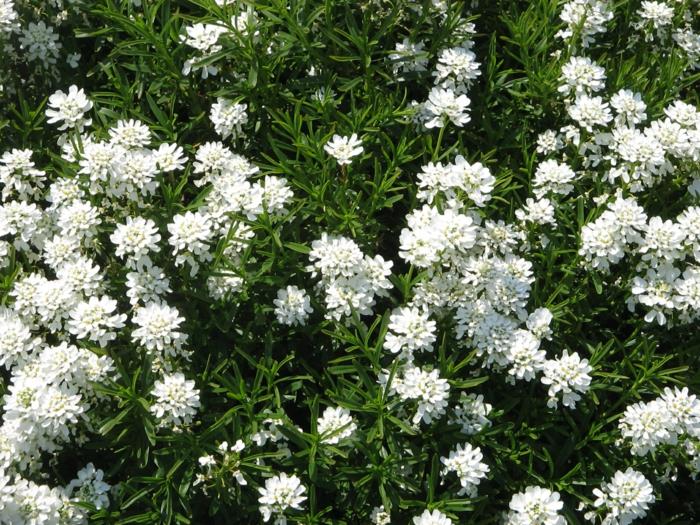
[432,125,446,162]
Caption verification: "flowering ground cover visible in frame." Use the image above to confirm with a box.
[0,0,700,523]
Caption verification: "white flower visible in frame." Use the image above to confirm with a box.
[154,143,187,172]
[449,392,492,435]
[262,175,294,215]
[440,443,489,497]
[568,94,613,131]
[207,273,244,300]
[423,87,471,128]
[506,486,565,525]
[0,308,40,370]
[46,85,93,132]
[168,211,214,275]
[0,0,18,34]
[389,38,428,76]
[433,45,481,93]
[66,463,111,510]
[557,0,613,47]
[210,98,248,139]
[392,365,450,425]
[19,21,62,67]
[150,372,200,428]
[324,133,363,165]
[67,296,127,347]
[307,233,364,280]
[619,398,676,455]
[371,505,392,525]
[181,23,227,53]
[126,264,172,306]
[533,160,576,198]
[316,406,357,444]
[412,509,454,525]
[57,200,101,241]
[108,119,152,149]
[638,1,674,29]
[541,351,592,408]
[66,52,81,68]
[131,302,188,355]
[506,329,546,381]
[611,90,647,127]
[383,306,437,357]
[661,386,700,436]
[558,56,606,96]
[258,472,307,523]
[273,285,313,326]
[536,130,563,155]
[526,308,553,340]
[638,216,685,266]
[451,156,495,207]
[515,198,556,226]
[592,468,654,525]
[0,148,46,202]
[111,216,161,268]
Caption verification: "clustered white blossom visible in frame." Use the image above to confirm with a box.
[618,387,700,456]
[505,486,565,525]
[210,97,249,140]
[324,133,364,165]
[150,372,201,429]
[306,233,393,321]
[416,155,496,207]
[448,392,493,435]
[556,0,614,47]
[273,285,313,326]
[381,365,450,425]
[1,1,699,521]
[0,463,111,524]
[440,443,489,497]
[585,468,655,525]
[196,439,247,490]
[412,21,480,129]
[316,406,357,445]
[257,472,307,524]
[412,509,454,525]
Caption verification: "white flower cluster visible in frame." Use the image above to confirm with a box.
[257,472,307,524]
[316,406,357,445]
[46,84,93,132]
[180,4,261,78]
[324,133,364,165]
[448,392,493,435]
[196,439,247,490]
[618,387,700,456]
[413,509,453,525]
[180,23,229,78]
[416,155,496,207]
[383,306,436,360]
[0,341,114,470]
[412,20,480,129]
[150,372,201,429]
[505,486,565,525]
[389,38,428,78]
[382,365,451,425]
[585,468,655,525]
[210,97,249,140]
[440,443,489,497]
[556,0,614,47]
[273,285,313,326]
[307,233,393,321]
[579,195,700,325]
[0,0,18,34]
[0,463,110,524]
